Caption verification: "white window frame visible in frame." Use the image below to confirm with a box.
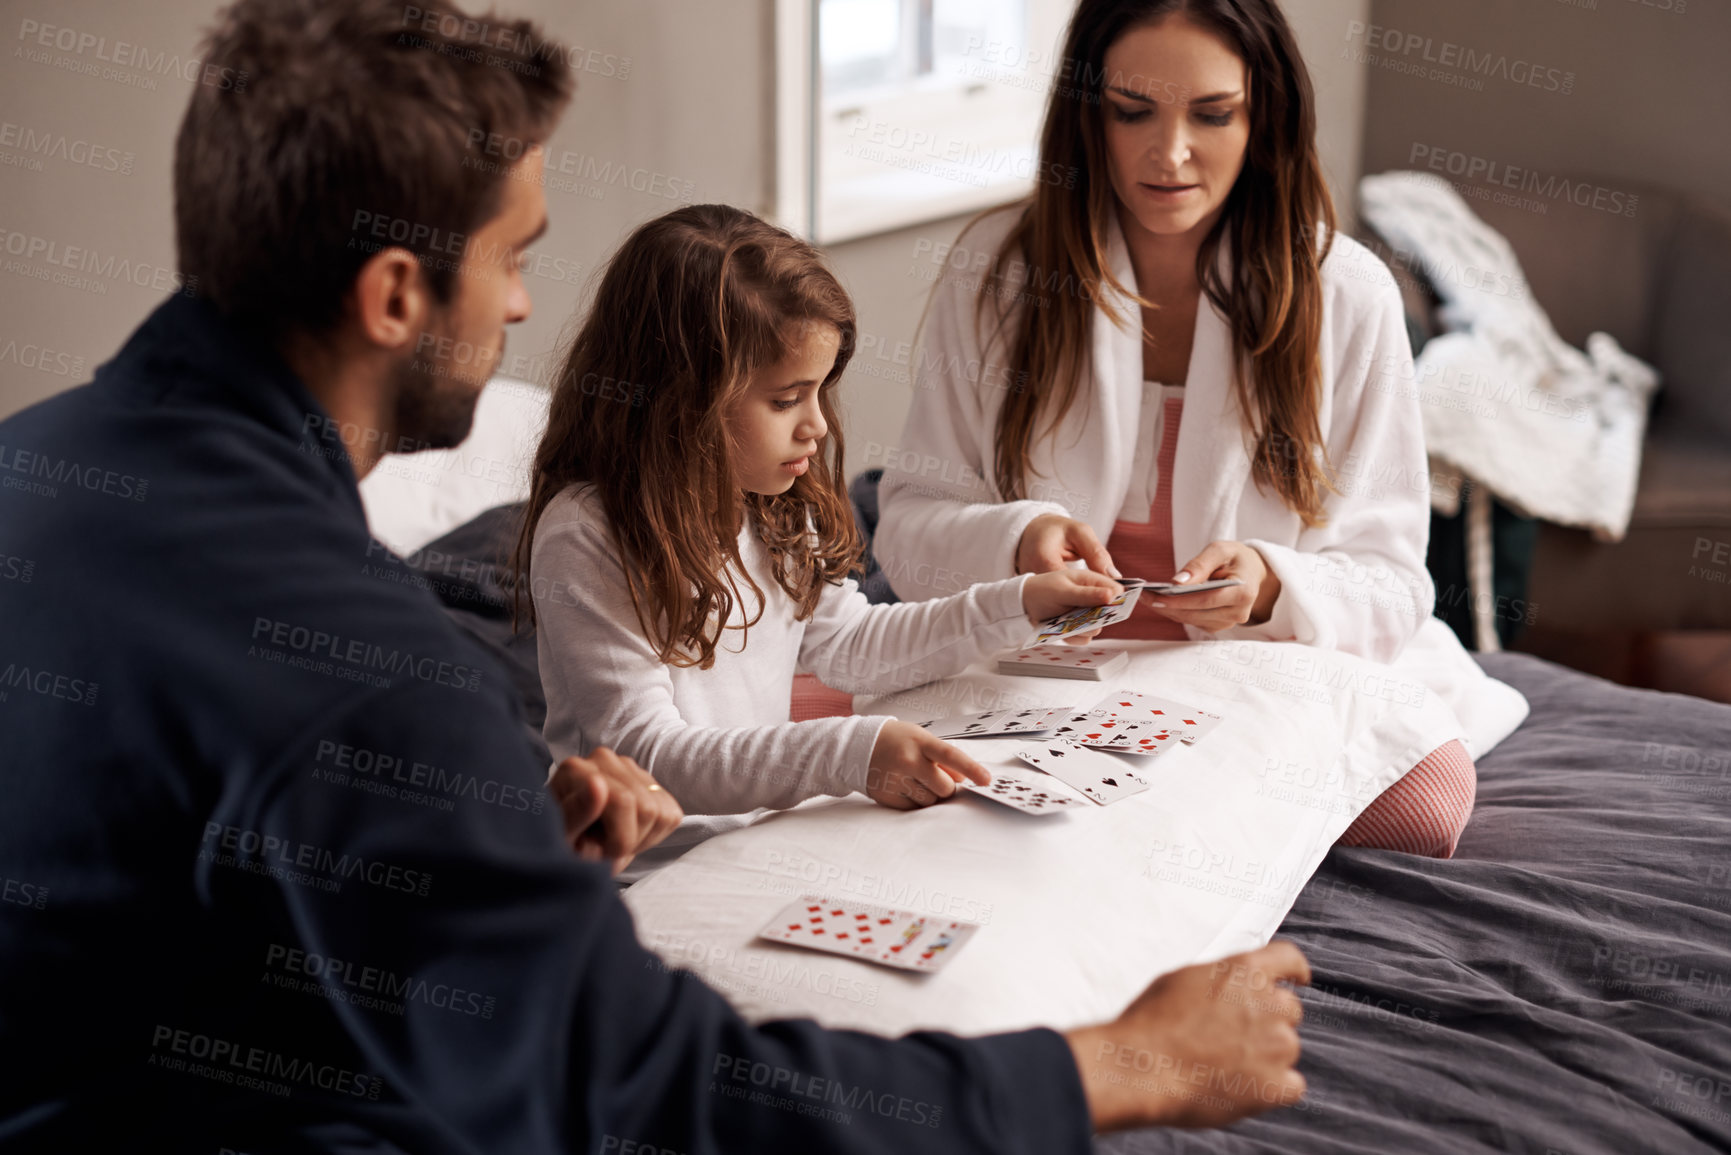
[774,0,1076,245]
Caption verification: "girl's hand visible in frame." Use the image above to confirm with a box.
[1145,541,1282,632]
[1016,514,1119,578]
[865,720,993,810]
[1022,569,1125,642]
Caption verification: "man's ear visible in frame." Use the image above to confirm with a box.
[349,247,431,352]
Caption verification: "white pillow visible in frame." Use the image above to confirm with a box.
[357,377,550,556]
[622,634,1507,1036]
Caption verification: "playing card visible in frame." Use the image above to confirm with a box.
[917,707,1068,739]
[964,763,1085,815]
[1094,690,1224,745]
[902,922,979,972]
[917,711,1001,739]
[758,897,980,973]
[1135,578,1243,596]
[1022,584,1142,648]
[1050,709,1182,755]
[996,646,1130,682]
[1015,740,1152,805]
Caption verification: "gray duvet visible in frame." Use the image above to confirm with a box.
[1106,652,1731,1154]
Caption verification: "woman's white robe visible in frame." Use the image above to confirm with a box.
[875,206,1528,756]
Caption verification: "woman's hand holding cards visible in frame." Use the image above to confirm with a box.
[866,720,993,810]
[1144,540,1283,631]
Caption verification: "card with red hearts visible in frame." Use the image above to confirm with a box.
[1049,709,1182,755]
[1095,690,1224,745]
[758,897,980,973]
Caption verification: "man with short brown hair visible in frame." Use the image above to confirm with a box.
[0,2,1308,1151]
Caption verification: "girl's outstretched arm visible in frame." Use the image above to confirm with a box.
[797,568,1127,697]
[533,495,891,815]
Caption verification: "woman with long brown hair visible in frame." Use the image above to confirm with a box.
[517,204,1120,873]
[874,0,1511,857]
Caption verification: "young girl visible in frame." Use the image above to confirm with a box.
[516,204,1120,870]
[874,0,1506,858]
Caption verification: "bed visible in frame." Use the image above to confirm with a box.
[361,384,1731,1152]
[1107,650,1731,1154]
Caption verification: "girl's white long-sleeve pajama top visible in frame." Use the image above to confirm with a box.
[531,484,1034,875]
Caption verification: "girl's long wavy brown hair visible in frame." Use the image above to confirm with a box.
[981,0,1337,526]
[513,204,863,668]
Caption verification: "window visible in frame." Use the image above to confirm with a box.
[776,0,1075,244]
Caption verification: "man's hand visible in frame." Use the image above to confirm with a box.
[549,747,683,876]
[1064,942,1311,1132]
[1016,514,1118,579]
[1145,541,1282,632]
[865,719,993,810]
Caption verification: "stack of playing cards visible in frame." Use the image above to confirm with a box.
[997,645,1130,681]
[758,896,981,973]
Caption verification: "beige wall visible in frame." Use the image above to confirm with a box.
[0,0,767,421]
[1361,0,1730,212]
[0,0,1368,464]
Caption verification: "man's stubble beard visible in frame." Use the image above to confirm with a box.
[388,319,500,452]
